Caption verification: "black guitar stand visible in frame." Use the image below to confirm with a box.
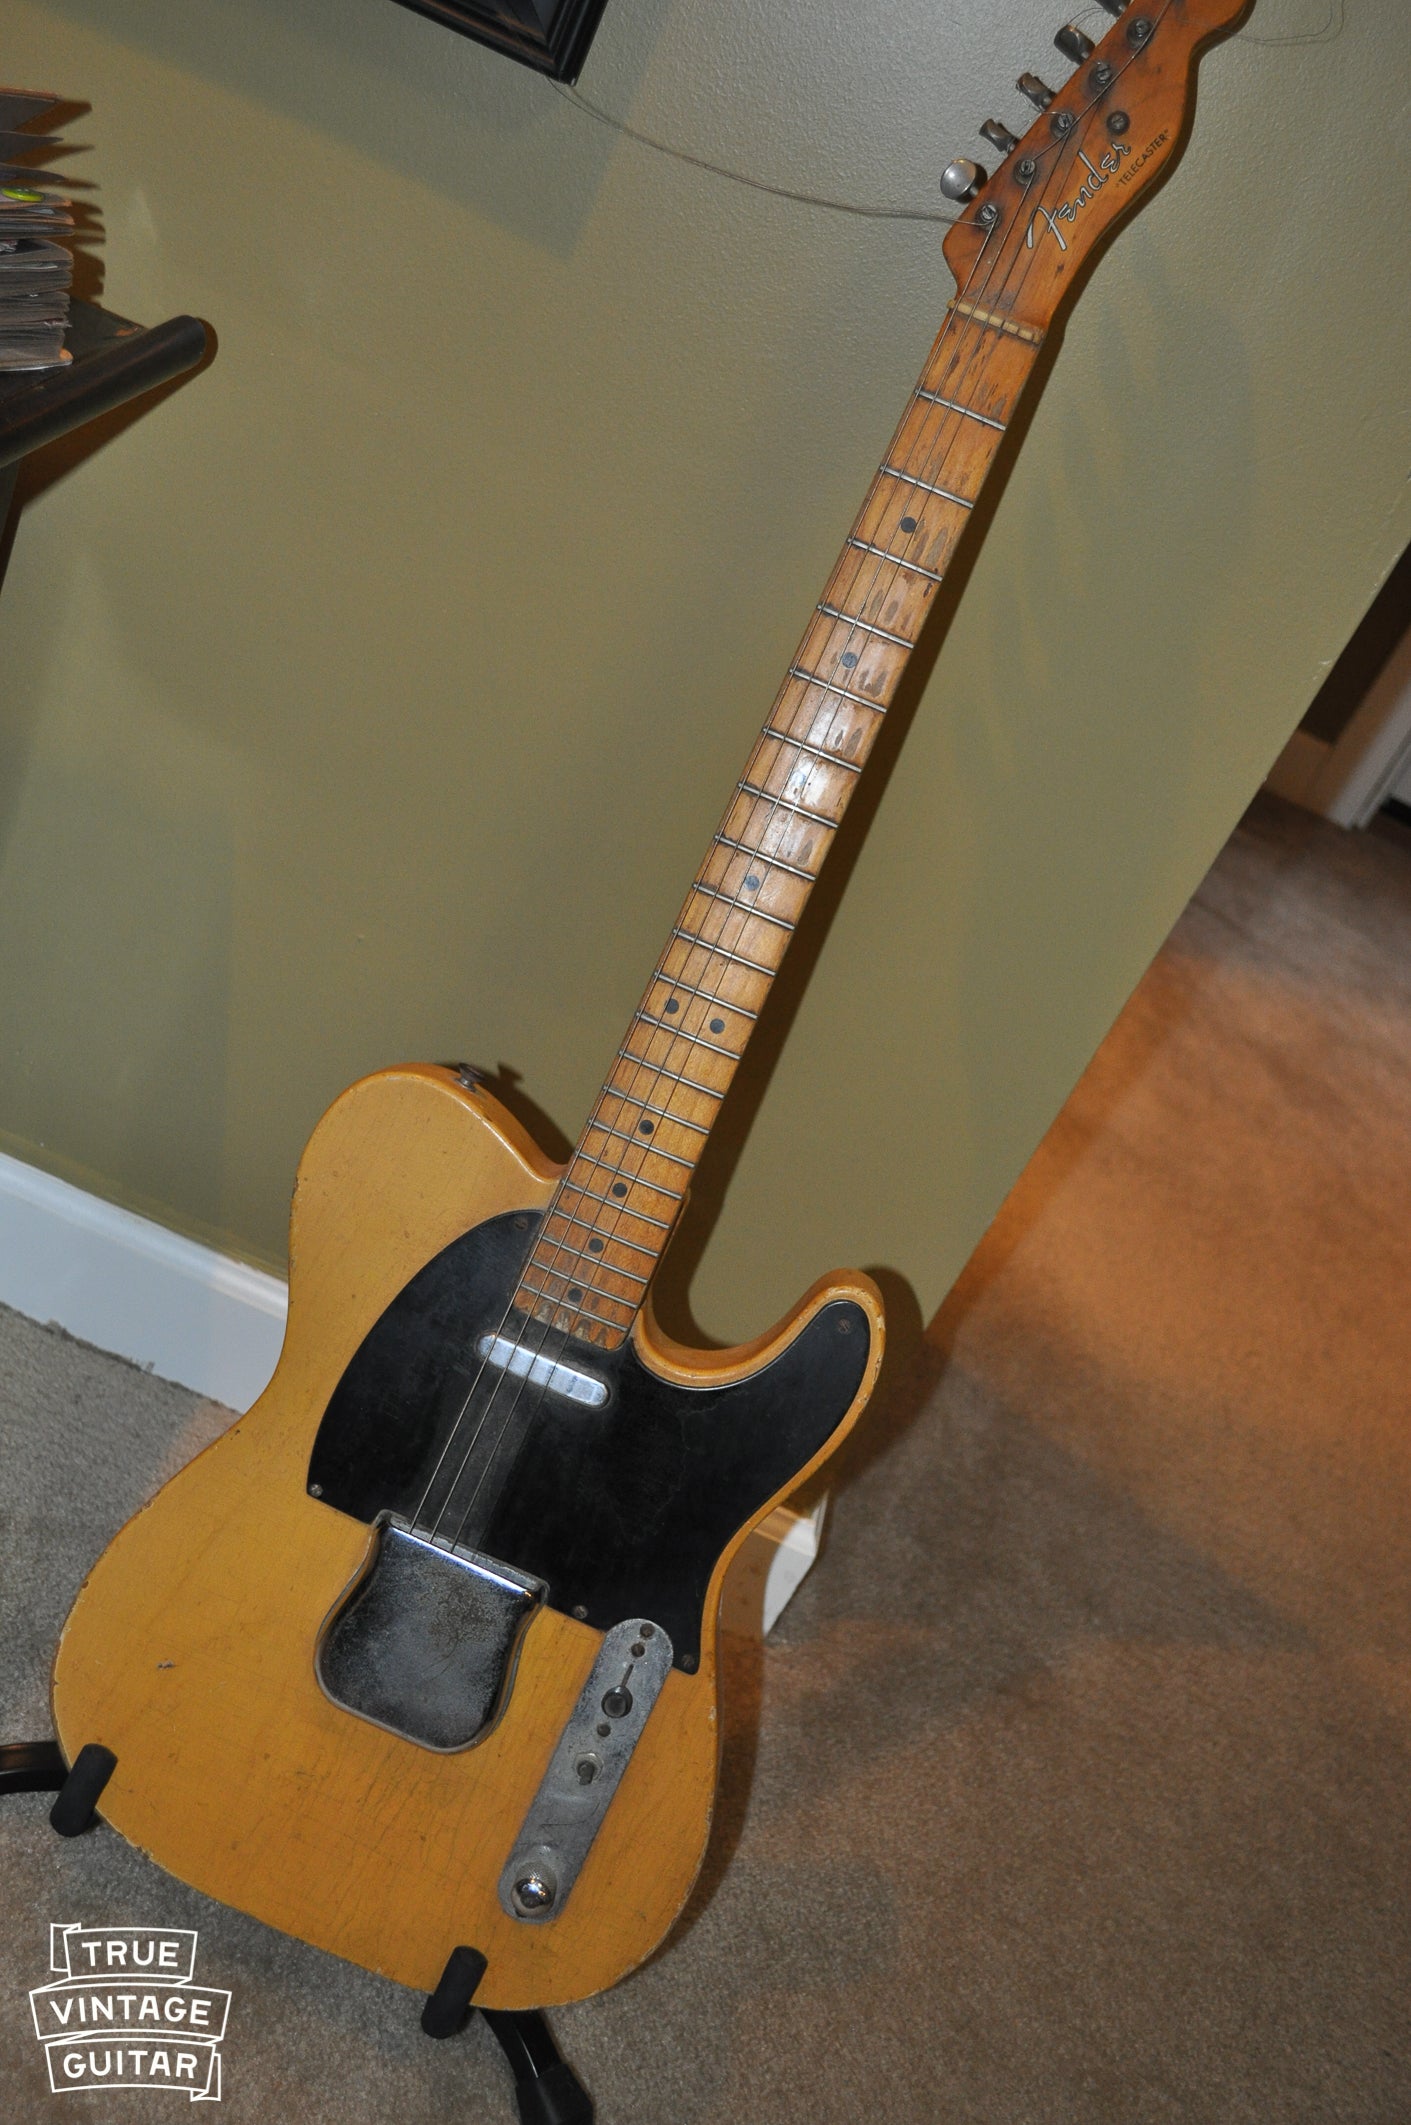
[0,1740,593,2124]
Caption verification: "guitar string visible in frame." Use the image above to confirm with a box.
[491,71,1121,1347]
[425,82,1134,1557]
[423,76,1127,1553]
[419,29,1164,1550]
[420,186,1053,1552]
[550,81,963,225]
[413,204,1021,1550]
[522,3,1179,1338]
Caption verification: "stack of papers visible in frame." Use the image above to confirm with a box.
[0,90,73,371]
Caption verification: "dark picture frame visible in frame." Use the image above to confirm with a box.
[389,0,611,82]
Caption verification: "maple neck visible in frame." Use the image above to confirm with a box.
[515,306,1045,1347]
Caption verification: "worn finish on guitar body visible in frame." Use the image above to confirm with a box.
[52,1066,883,2007]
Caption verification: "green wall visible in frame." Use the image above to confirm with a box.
[1,0,1407,1344]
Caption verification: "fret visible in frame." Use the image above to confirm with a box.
[559,1178,677,1228]
[521,1283,635,1332]
[521,1260,638,1306]
[713,828,817,882]
[787,666,889,715]
[635,1010,738,1061]
[816,602,915,650]
[585,1121,695,1167]
[616,1045,728,1097]
[846,536,943,583]
[878,466,974,510]
[763,728,864,774]
[648,967,759,1020]
[544,1205,659,1261]
[671,925,778,977]
[688,878,796,932]
[597,1088,713,1134]
[913,387,1005,431]
[523,1256,647,1300]
[737,782,841,832]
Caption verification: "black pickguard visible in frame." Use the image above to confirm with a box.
[306,1211,871,1667]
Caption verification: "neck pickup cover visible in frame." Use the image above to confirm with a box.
[476,1332,609,1409]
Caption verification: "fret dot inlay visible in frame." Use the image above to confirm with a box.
[611,1182,627,1197]
[588,1237,604,1254]
[665,998,679,1013]
[639,1121,653,1135]
[568,1286,582,1301]
[840,652,858,669]
[900,516,918,532]
[709,1018,725,1033]
[744,873,762,890]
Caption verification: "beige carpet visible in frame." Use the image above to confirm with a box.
[2,790,1409,2121]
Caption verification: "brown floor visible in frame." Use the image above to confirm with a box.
[2,791,1409,2121]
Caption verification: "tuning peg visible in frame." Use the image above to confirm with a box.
[1054,23,1095,63]
[979,117,1019,156]
[1095,0,1129,12]
[1016,73,1056,110]
[939,158,988,202]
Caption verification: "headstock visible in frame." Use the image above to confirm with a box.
[940,0,1251,333]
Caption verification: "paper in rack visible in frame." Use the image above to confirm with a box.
[0,88,74,370]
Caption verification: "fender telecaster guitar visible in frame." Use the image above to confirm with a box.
[53,0,1249,2011]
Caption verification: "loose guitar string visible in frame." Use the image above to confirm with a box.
[421,89,1114,1553]
[411,203,1018,1549]
[419,49,1151,1549]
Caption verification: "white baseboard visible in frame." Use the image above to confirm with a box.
[0,1149,825,1629]
[0,1151,287,1411]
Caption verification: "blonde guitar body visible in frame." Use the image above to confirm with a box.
[51,1065,883,2009]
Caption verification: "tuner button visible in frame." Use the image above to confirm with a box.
[1054,23,1095,63]
[979,118,1019,156]
[1016,73,1055,111]
[939,158,987,203]
[1096,0,1129,12]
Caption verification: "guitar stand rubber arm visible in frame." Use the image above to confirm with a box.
[49,1742,119,1836]
[0,1738,117,1833]
[482,2007,595,2125]
[423,1949,594,2124]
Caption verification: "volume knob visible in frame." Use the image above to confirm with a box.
[939,158,987,203]
[1016,73,1055,110]
[1054,24,1095,63]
